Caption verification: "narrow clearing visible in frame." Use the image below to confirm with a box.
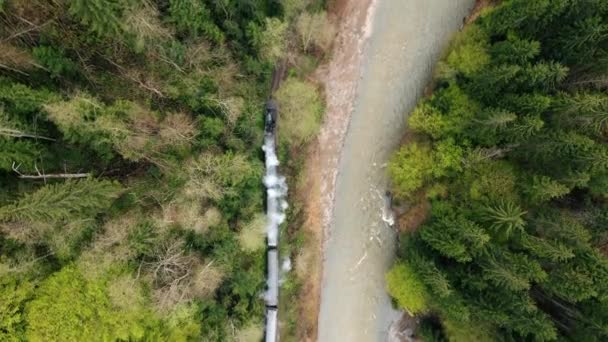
[317,0,475,341]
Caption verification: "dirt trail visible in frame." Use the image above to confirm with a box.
[316,0,475,341]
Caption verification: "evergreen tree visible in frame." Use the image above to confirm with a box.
[524,175,570,203]
[167,0,224,43]
[0,138,39,172]
[554,92,608,135]
[507,115,545,141]
[519,232,574,262]
[386,262,430,315]
[420,203,489,263]
[0,79,58,117]
[0,179,122,223]
[490,34,540,65]
[499,93,552,117]
[480,249,546,292]
[388,1,608,340]
[480,201,527,241]
[68,0,125,40]
[0,276,32,342]
[26,265,155,341]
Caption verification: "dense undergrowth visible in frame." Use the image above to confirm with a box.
[387,0,608,341]
[0,0,329,341]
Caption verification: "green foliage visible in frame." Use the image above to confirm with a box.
[519,62,569,92]
[543,263,598,302]
[481,0,560,36]
[25,265,152,341]
[198,116,225,146]
[386,263,430,315]
[167,0,224,43]
[519,233,574,262]
[275,78,323,146]
[45,96,194,164]
[389,143,434,197]
[445,25,490,77]
[442,318,495,342]
[554,92,608,135]
[0,0,327,339]
[409,103,449,139]
[390,139,463,198]
[410,85,478,139]
[282,0,311,20]
[0,138,39,172]
[477,109,517,132]
[0,179,122,223]
[499,92,552,117]
[187,152,262,200]
[32,46,78,79]
[295,11,335,53]
[465,160,518,203]
[525,175,570,203]
[420,203,489,263]
[432,139,464,177]
[254,18,288,63]
[410,254,452,298]
[490,34,540,65]
[44,96,136,160]
[481,250,547,291]
[481,201,527,240]
[0,79,58,116]
[0,276,32,341]
[389,2,608,340]
[68,0,125,40]
[508,114,545,140]
[127,221,159,259]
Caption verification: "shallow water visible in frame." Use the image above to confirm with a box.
[317,1,475,341]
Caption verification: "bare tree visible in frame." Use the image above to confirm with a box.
[145,240,223,312]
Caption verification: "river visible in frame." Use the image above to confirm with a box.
[317,0,475,341]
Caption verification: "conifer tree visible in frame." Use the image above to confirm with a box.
[0,79,58,117]
[519,232,574,262]
[0,138,38,172]
[0,179,122,223]
[480,201,527,240]
[525,175,570,203]
[167,0,224,43]
[490,34,540,65]
[68,0,125,40]
[420,203,489,262]
[554,93,608,135]
[0,276,32,341]
[388,1,608,340]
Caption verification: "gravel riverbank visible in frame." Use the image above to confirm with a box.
[317,1,475,341]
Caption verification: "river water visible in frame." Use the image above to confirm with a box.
[317,0,475,341]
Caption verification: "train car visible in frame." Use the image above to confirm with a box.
[266,248,279,307]
[265,99,278,134]
[265,307,278,342]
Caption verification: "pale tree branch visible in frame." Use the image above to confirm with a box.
[2,19,53,42]
[103,57,166,97]
[0,128,55,141]
[12,162,90,179]
[0,63,29,76]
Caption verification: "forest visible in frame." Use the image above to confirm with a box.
[0,0,328,341]
[387,0,608,341]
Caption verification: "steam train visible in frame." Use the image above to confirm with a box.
[265,99,278,134]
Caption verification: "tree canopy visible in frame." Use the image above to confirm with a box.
[388,1,608,340]
[0,0,326,340]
